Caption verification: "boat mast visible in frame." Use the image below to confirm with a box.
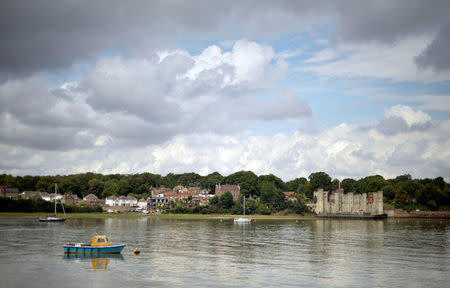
[54,184,57,216]
[243,196,245,216]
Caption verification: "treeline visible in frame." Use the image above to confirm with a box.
[1,171,449,211]
[167,191,308,215]
[0,198,103,213]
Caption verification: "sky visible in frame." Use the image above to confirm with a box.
[1,0,450,181]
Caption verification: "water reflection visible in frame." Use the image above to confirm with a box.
[63,254,124,271]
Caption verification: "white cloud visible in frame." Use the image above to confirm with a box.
[1,109,448,180]
[385,105,431,127]
[304,36,450,83]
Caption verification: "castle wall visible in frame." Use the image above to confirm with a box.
[314,189,384,216]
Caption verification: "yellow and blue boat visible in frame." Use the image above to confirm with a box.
[63,235,125,254]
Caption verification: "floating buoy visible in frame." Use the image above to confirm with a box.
[134,248,140,255]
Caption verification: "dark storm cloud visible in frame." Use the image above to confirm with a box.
[3,0,450,77]
[415,21,450,71]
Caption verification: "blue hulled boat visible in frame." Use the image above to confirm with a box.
[64,235,125,254]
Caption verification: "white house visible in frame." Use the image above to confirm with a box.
[105,196,119,206]
[137,198,148,210]
[107,195,138,207]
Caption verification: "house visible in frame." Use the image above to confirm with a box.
[105,196,119,207]
[106,195,138,207]
[215,184,241,200]
[20,191,42,200]
[126,196,138,207]
[137,198,148,210]
[0,187,20,199]
[49,193,63,202]
[150,186,173,197]
[149,194,168,208]
[283,191,296,201]
[40,192,51,201]
[83,194,100,206]
[61,194,76,206]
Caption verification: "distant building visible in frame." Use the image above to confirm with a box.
[150,186,173,197]
[83,194,101,206]
[215,184,240,200]
[105,195,137,207]
[137,198,148,210]
[149,194,168,208]
[61,194,76,206]
[105,196,119,207]
[20,191,42,200]
[0,187,20,199]
[283,191,296,202]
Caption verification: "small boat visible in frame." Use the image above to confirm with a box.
[64,235,125,254]
[40,184,67,222]
[234,196,252,224]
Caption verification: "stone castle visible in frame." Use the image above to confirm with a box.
[314,188,384,217]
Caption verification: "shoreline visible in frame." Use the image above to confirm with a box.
[1,212,450,220]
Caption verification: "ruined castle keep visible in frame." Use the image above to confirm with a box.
[314,188,384,217]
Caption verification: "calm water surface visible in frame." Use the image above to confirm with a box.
[0,216,449,287]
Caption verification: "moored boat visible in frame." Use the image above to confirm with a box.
[39,184,67,222]
[234,196,252,224]
[64,235,125,254]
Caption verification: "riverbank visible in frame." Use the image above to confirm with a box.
[385,208,450,219]
[3,211,450,220]
[0,212,315,220]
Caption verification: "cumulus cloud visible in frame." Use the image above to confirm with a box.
[0,40,310,150]
[377,105,432,135]
[2,117,448,181]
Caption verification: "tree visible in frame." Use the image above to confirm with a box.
[220,192,234,210]
[103,179,120,198]
[285,177,307,192]
[360,175,386,193]
[307,172,332,198]
[381,185,395,201]
[260,180,286,211]
[223,171,258,197]
[118,178,131,195]
[341,178,357,193]
[209,195,220,205]
[203,172,224,191]
[88,178,105,198]
[394,188,410,204]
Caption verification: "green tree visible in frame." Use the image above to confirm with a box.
[203,172,224,191]
[223,171,258,197]
[285,177,307,192]
[209,195,220,205]
[341,178,357,193]
[118,178,131,195]
[103,179,120,198]
[88,178,105,198]
[220,192,234,210]
[394,188,410,204]
[307,172,332,198]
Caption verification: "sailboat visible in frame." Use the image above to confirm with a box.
[39,184,67,222]
[234,196,252,224]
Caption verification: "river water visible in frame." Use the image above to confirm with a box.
[0,216,449,288]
